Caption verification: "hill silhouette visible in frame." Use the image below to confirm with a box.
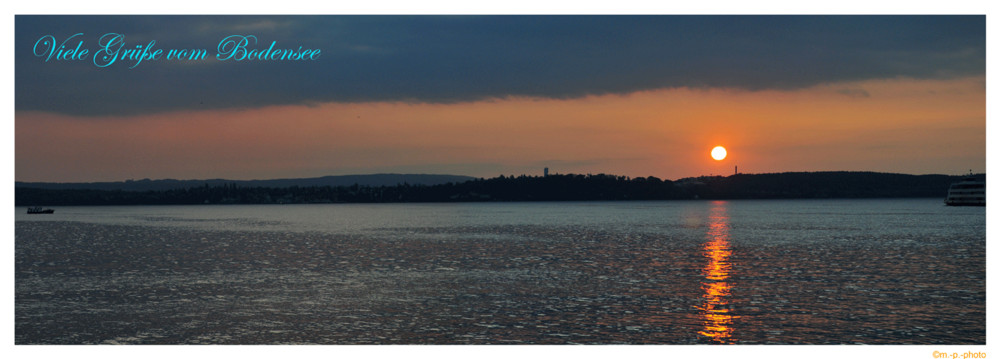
[15,171,979,206]
[15,174,475,192]
[674,171,978,199]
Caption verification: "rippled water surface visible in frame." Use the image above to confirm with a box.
[15,199,985,344]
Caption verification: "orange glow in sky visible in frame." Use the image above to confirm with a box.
[15,76,985,182]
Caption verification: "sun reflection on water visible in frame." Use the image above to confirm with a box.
[697,201,738,344]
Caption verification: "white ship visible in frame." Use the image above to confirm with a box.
[945,176,985,206]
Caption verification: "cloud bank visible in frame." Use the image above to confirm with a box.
[16,15,985,116]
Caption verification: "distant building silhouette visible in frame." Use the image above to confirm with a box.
[544,167,549,177]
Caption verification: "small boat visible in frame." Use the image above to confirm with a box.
[945,176,985,206]
[27,207,55,214]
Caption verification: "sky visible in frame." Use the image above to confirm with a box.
[14,15,986,182]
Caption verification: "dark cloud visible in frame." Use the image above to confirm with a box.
[15,15,985,116]
[836,88,871,98]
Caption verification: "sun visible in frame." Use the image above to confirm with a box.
[711,146,727,161]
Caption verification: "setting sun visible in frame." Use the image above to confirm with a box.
[711,146,727,161]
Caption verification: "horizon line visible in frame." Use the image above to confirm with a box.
[15,169,984,185]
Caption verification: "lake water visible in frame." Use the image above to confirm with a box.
[14,199,985,344]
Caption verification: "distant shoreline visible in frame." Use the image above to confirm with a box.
[15,171,981,207]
